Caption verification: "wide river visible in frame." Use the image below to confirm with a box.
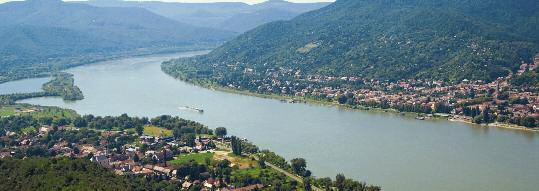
[17,51,539,191]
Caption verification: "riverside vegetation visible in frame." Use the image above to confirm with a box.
[0,104,380,191]
[0,73,84,104]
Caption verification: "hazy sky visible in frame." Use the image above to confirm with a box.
[0,0,336,5]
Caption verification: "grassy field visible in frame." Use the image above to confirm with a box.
[213,151,258,169]
[143,125,172,137]
[21,126,36,134]
[170,152,215,166]
[29,107,78,119]
[0,106,16,117]
[0,105,77,119]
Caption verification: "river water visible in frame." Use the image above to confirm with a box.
[0,77,50,95]
[18,51,539,191]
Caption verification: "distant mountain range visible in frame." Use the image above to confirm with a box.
[167,0,539,82]
[0,0,235,82]
[0,0,234,57]
[78,0,331,33]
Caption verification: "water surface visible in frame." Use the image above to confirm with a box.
[20,51,539,191]
[0,77,50,95]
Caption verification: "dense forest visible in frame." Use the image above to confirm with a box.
[164,0,539,83]
[0,157,134,191]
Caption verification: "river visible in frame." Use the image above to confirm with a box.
[0,77,50,95]
[18,51,539,191]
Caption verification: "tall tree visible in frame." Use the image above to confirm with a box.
[135,125,144,136]
[230,136,242,156]
[336,173,345,191]
[215,127,227,138]
[291,158,307,177]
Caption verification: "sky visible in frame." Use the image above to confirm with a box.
[0,0,335,5]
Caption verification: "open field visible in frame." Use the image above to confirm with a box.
[170,152,214,166]
[143,125,172,137]
[214,151,258,169]
[0,105,77,119]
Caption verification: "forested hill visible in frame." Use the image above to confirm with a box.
[0,0,234,55]
[171,0,539,82]
[0,158,134,191]
[0,0,235,83]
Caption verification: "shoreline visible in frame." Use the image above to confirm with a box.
[176,78,539,133]
[0,46,215,85]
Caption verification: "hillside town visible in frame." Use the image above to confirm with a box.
[0,111,381,191]
[0,124,266,191]
[224,55,539,129]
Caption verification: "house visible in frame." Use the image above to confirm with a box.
[182,181,192,189]
[204,178,217,189]
[0,152,11,158]
[151,150,172,163]
[153,166,174,176]
[140,135,155,143]
[219,184,264,191]
[232,184,264,191]
[90,155,110,167]
[39,126,52,134]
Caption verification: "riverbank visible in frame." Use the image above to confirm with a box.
[172,77,539,133]
[0,45,216,85]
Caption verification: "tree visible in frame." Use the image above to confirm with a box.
[215,127,227,138]
[291,158,307,177]
[336,173,345,191]
[304,178,312,191]
[133,154,140,162]
[337,95,348,104]
[173,127,182,140]
[182,133,196,147]
[73,117,87,128]
[258,158,266,169]
[135,125,144,136]
[231,136,242,156]
[53,118,70,126]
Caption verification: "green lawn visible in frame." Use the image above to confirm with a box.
[21,126,36,134]
[143,125,172,137]
[124,128,136,134]
[0,106,16,117]
[170,152,214,166]
[27,106,78,119]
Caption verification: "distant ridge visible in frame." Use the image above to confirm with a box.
[79,0,331,33]
[0,0,234,82]
[165,0,539,82]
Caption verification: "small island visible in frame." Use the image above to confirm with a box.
[42,73,84,101]
[0,73,84,105]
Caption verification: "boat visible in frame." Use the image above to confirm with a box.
[179,106,204,113]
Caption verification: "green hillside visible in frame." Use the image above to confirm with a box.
[0,157,133,191]
[0,0,235,83]
[164,0,539,82]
